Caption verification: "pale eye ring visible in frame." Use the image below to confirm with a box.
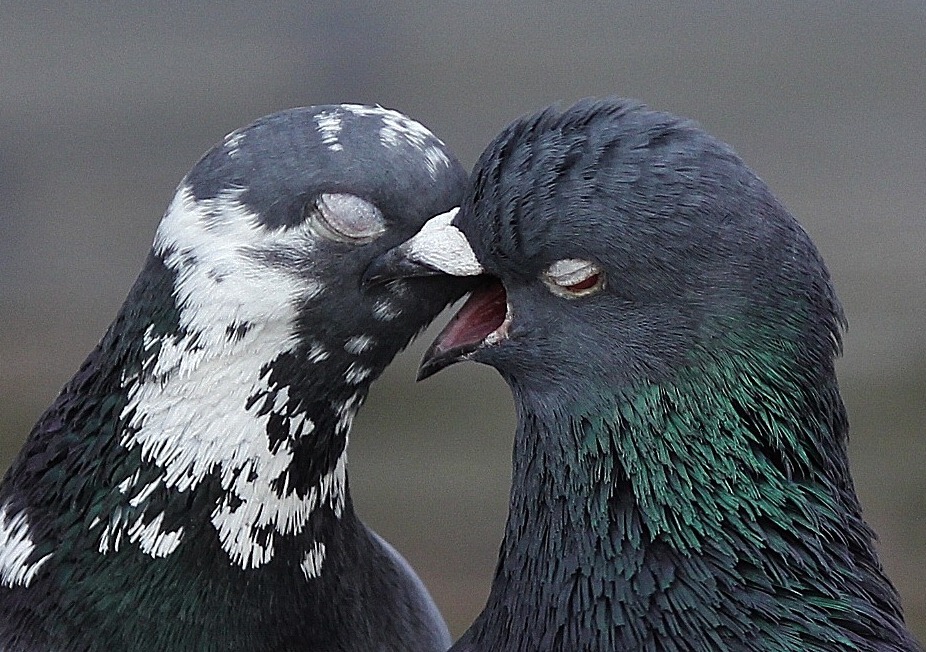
[542,258,605,298]
[308,193,386,244]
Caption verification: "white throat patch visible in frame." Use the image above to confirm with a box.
[108,187,352,573]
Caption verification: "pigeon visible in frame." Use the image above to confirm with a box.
[0,104,471,651]
[366,98,922,651]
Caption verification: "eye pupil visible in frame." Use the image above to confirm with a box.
[565,273,600,292]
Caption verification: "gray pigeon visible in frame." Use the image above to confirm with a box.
[367,98,921,652]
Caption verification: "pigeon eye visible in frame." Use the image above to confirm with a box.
[542,259,605,298]
[308,193,386,244]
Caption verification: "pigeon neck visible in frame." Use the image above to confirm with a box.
[463,357,912,650]
[0,253,387,646]
[63,252,361,551]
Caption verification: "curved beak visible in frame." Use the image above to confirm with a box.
[363,207,508,381]
[362,208,484,286]
[417,278,508,380]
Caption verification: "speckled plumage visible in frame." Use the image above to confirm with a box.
[0,104,469,651]
[374,98,922,651]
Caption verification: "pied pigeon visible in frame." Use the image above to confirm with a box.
[0,104,470,651]
[367,98,921,651]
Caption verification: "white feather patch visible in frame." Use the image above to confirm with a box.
[300,540,327,579]
[315,110,344,152]
[345,362,372,385]
[341,104,451,179]
[335,396,361,435]
[112,188,346,568]
[127,512,184,558]
[223,130,245,158]
[0,505,52,588]
[372,297,400,321]
[307,342,330,363]
[344,334,374,355]
[117,469,140,494]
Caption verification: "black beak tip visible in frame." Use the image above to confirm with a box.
[416,341,478,382]
[363,248,442,287]
[416,355,452,382]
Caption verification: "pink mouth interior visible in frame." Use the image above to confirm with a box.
[432,279,508,354]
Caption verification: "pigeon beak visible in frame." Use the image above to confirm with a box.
[417,278,509,380]
[362,207,485,286]
[362,246,445,285]
[362,207,509,380]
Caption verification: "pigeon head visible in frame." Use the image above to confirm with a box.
[167,104,470,371]
[376,98,843,406]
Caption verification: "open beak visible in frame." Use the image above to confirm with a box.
[363,207,510,380]
[417,279,509,379]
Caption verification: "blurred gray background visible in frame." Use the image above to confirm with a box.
[1,2,924,640]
